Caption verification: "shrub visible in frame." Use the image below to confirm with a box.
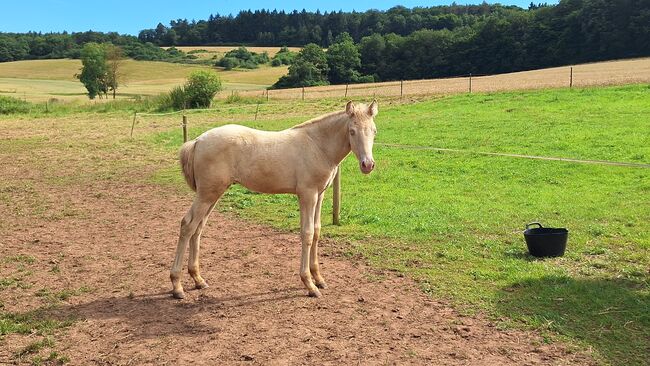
[225,46,253,61]
[216,47,270,69]
[225,92,243,104]
[239,60,259,69]
[0,95,32,114]
[155,86,186,111]
[157,70,222,111]
[253,52,270,64]
[217,56,240,70]
[183,70,222,108]
[169,86,187,110]
[272,46,296,66]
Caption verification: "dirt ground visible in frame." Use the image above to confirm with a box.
[1,181,598,365]
[0,113,596,365]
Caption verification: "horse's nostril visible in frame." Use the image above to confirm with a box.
[361,160,374,171]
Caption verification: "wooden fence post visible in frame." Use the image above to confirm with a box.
[400,80,404,97]
[182,115,188,143]
[130,112,137,138]
[333,165,341,225]
[345,84,349,98]
[302,87,305,101]
[254,101,260,121]
[266,89,269,101]
[570,67,573,88]
[469,73,473,93]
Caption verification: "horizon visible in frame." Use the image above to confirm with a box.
[3,1,559,36]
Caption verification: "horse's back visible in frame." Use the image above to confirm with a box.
[192,124,306,193]
[197,124,291,147]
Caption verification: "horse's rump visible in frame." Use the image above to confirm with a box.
[179,140,197,191]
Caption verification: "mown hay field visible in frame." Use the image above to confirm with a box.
[239,58,650,100]
[0,59,288,102]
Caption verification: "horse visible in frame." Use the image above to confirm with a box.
[170,101,378,299]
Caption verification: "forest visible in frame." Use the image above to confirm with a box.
[1,0,649,83]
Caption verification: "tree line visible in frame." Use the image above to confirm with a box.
[356,0,650,81]
[138,3,514,47]
[1,0,649,86]
[0,31,193,63]
[272,0,650,87]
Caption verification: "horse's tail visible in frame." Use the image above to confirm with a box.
[179,140,197,192]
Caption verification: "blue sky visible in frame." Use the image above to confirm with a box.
[2,1,559,35]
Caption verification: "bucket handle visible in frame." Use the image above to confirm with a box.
[526,222,543,230]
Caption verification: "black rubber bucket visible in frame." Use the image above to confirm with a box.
[523,222,568,257]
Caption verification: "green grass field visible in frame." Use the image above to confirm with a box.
[149,85,649,365]
[0,59,288,102]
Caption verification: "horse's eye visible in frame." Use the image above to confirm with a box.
[373,129,377,135]
[350,129,356,136]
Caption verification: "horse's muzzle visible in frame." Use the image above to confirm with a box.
[360,159,375,174]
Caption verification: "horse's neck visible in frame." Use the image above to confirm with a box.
[303,113,351,167]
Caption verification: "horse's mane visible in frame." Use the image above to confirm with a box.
[291,110,346,130]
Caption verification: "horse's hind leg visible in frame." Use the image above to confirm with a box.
[170,192,219,299]
[188,200,217,290]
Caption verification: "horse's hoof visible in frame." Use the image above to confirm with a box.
[195,282,209,290]
[308,289,322,298]
[316,282,328,289]
[172,290,185,299]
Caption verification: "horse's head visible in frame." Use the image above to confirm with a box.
[345,100,378,174]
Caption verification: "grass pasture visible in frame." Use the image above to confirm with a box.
[147,85,649,365]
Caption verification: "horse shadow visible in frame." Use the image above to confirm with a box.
[32,286,304,340]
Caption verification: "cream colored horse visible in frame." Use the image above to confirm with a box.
[170,101,378,299]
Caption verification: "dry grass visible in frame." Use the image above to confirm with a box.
[0,59,288,102]
[220,65,289,86]
[0,59,209,82]
[236,57,650,100]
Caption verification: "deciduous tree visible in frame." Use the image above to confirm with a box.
[77,43,107,99]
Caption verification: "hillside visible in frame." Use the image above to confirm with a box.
[238,57,650,99]
[2,57,648,103]
[0,59,288,102]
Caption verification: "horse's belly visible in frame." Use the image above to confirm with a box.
[235,163,297,194]
[238,179,295,194]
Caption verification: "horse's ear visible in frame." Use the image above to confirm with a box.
[368,100,378,117]
[345,101,354,116]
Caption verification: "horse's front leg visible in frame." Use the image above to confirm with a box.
[298,190,321,297]
[310,192,327,289]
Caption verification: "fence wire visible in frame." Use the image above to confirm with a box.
[377,143,650,169]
